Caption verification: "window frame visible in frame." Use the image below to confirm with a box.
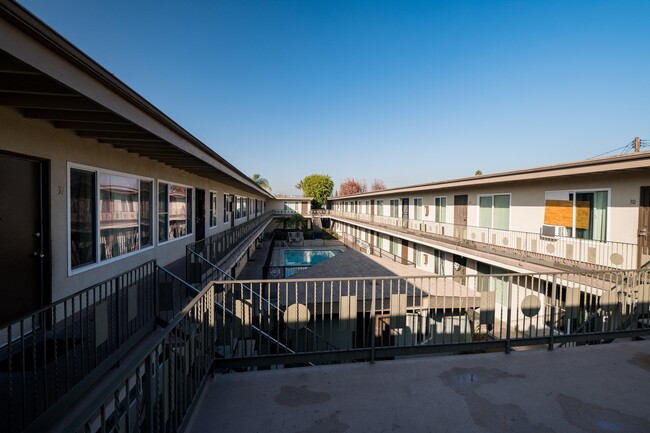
[67,163,154,275]
[209,190,219,227]
[389,199,400,218]
[413,197,423,220]
[544,188,610,242]
[434,196,447,223]
[477,193,511,230]
[158,179,193,244]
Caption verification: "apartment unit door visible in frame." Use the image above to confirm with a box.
[195,189,205,241]
[0,152,48,324]
[638,186,650,267]
[401,198,409,228]
[454,195,468,226]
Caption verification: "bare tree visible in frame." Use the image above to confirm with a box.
[370,178,386,191]
[339,178,367,196]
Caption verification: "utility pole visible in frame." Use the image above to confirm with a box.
[635,136,640,153]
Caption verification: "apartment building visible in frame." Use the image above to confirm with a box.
[329,153,650,276]
[1,2,649,433]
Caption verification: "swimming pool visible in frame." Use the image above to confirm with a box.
[283,249,342,266]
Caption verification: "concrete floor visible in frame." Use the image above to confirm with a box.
[184,340,650,433]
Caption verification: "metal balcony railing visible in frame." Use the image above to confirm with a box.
[212,269,650,368]
[187,211,273,270]
[66,276,216,433]
[0,261,158,433]
[328,210,638,271]
[23,268,650,432]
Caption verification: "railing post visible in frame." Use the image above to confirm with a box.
[154,262,160,319]
[548,275,556,351]
[370,279,376,364]
[505,276,513,354]
[142,354,154,433]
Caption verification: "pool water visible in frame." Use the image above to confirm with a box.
[283,249,341,266]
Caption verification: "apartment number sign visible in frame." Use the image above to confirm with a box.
[543,200,590,229]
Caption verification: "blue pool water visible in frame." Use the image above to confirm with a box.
[283,249,341,266]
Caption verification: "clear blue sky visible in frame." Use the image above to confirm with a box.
[19,0,650,195]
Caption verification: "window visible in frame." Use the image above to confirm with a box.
[242,197,248,218]
[477,263,509,305]
[414,198,423,220]
[159,181,192,242]
[390,236,400,255]
[209,191,218,227]
[365,200,370,214]
[433,249,445,275]
[544,190,608,241]
[377,200,384,216]
[235,197,242,219]
[478,194,510,230]
[415,244,422,267]
[223,194,231,223]
[70,166,153,270]
[284,201,300,212]
[390,199,400,218]
[434,197,447,223]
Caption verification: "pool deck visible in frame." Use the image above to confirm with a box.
[237,239,434,282]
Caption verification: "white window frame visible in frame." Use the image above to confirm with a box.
[223,193,231,224]
[477,193,512,230]
[413,197,423,220]
[389,199,400,218]
[158,179,194,244]
[376,199,384,216]
[434,196,447,223]
[209,190,219,227]
[67,163,154,275]
[545,188,611,242]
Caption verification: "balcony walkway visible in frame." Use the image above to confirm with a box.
[185,340,650,433]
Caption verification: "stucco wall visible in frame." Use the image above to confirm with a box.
[0,107,268,301]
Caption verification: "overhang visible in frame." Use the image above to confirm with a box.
[0,1,273,199]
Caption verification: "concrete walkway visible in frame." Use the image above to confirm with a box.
[236,239,433,281]
[184,340,650,433]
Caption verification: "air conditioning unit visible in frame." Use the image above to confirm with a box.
[541,224,565,238]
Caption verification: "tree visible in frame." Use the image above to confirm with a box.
[370,178,386,191]
[251,173,272,191]
[296,174,334,209]
[339,178,366,196]
[475,170,483,176]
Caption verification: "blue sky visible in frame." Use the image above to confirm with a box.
[19,0,650,195]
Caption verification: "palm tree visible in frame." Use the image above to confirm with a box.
[251,173,272,192]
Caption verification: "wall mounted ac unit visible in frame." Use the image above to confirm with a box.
[541,224,565,238]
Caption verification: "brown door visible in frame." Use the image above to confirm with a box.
[301,201,308,214]
[638,187,650,267]
[401,198,409,228]
[401,239,409,265]
[454,195,468,226]
[0,153,48,324]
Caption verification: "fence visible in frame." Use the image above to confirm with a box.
[212,269,650,368]
[328,210,638,270]
[186,211,273,281]
[64,277,215,433]
[340,232,416,267]
[0,261,157,433]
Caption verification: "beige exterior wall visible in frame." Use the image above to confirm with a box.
[334,172,647,246]
[1,107,268,302]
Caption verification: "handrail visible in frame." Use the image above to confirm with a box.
[186,248,340,351]
[3,260,157,433]
[327,210,638,271]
